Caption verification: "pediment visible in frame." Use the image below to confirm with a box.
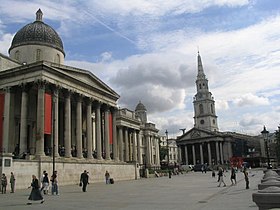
[48,63,119,98]
[178,127,219,141]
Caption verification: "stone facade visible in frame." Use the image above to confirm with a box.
[0,9,159,188]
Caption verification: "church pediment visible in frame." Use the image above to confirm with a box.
[177,127,220,142]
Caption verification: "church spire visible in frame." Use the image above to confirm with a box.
[197,51,206,79]
[36,9,43,22]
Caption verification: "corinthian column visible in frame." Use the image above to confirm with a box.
[124,127,129,161]
[216,141,220,164]
[192,144,196,165]
[36,83,45,156]
[200,144,204,164]
[76,95,83,159]
[112,108,118,161]
[2,87,12,153]
[64,92,72,158]
[53,89,59,157]
[118,126,124,161]
[137,132,142,164]
[95,102,102,160]
[86,99,93,159]
[104,106,110,160]
[207,142,212,165]
[19,87,28,155]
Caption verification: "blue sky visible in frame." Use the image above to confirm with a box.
[1,0,280,137]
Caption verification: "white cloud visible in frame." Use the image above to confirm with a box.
[233,93,270,107]
[0,33,13,55]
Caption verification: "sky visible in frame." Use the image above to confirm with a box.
[0,0,280,137]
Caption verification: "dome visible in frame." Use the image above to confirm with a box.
[9,9,65,55]
[135,101,147,111]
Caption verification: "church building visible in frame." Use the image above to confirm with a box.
[177,53,256,167]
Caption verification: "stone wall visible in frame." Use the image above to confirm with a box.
[1,156,139,189]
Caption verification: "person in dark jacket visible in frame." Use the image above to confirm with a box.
[27,175,44,205]
[80,170,89,192]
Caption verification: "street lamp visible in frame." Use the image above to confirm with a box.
[165,130,171,178]
[261,126,271,169]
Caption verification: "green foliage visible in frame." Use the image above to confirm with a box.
[159,147,168,161]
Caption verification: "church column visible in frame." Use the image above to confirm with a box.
[156,137,160,165]
[2,87,12,153]
[118,126,124,161]
[207,142,212,165]
[112,108,118,161]
[95,102,102,160]
[64,92,72,158]
[184,145,189,165]
[53,89,59,157]
[227,142,232,160]
[216,141,220,164]
[86,99,93,159]
[200,143,204,164]
[137,132,142,164]
[36,83,45,156]
[19,87,28,155]
[104,105,110,160]
[192,144,196,165]
[219,142,224,164]
[76,95,83,159]
[124,127,129,161]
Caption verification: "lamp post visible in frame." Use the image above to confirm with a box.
[261,126,271,169]
[165,130,171,178]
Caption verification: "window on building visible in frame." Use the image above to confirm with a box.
[36,49,41,61]
[199,84,202,89]
[55,54,60,63]
[15,50,20,61]
[211,104,214,113]
[199,104,204,114]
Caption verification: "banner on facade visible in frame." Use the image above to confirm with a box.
[109,113,113,144]
[0,93,4,151]
[44,93,52,134]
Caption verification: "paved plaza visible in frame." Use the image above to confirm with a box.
[0,169,263,210]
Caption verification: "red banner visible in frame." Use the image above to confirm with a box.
[44,93,52,134]
[0,93,4,151]
[109,113,113,144]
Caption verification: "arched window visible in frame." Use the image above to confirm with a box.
[15,50,20,61]
[55,54,60,63]
[211,104,214,113]
[36,49,41,61]
[199,84,202,89]
[199,104,204,114]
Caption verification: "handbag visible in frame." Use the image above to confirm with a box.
[79,182,82,187]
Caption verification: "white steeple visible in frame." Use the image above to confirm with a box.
[193,52,218,131]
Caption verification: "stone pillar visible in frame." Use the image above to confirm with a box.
[216,141,220,164]
[184,145,189,165]
[104,106,110,160]
[19,88,28,155]
[118,126,124,161]
[207,142,212,165]
[146,135,151,166]
[76,96,83,158]
[220,142,224,164]
[124,127,129,162]
[64,92,72,158]
[150,136,154,165]
[112,108,118,161]
[36,83,45,156]
[192,144,196,165]
[2,87,11,153]
[86,100,93,159]
[53,89,59,157]
[156,138,160,165]
[137,132,142,164]
[200,143,204,164]
[95,102,102,160]
[132,130,137,161]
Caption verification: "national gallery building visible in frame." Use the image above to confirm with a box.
[0,10,160,188]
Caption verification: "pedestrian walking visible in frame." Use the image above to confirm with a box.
[212,170,215,178]
[42,173,49,194]
[217,167,226,187]
[105,170,110,184]
[40,170,46,191]
[243,168,249,189]
[1,173,8,194]
[80,170,89,192]
[10,172,16,193]
[27,175,44,205]
[51,171,59,195]
[230,167,237,185]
